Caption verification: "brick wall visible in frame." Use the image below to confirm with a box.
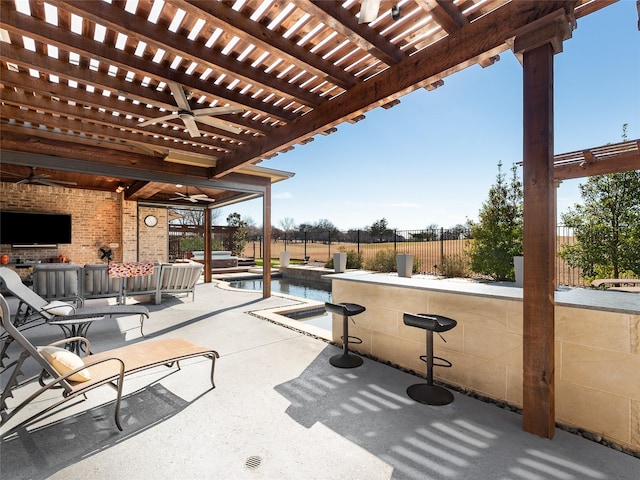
[137,205,168,263]
[0,182,168,265]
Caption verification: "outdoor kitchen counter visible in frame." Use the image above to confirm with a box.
[324,271,640,315]
[323,270,640,453]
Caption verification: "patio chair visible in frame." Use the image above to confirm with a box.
[0,293,219,434]
[0,267,150,361]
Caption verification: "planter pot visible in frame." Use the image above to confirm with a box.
[279,251,290,268]
[397,253,414,278]
[514,256,524,287]
[334,253,347,273]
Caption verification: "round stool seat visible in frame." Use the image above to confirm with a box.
[403,313,456,333]
[325,302,366,317]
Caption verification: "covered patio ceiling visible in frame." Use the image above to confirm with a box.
[0,0,619,205]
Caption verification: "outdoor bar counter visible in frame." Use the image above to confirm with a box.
[325,271,640,453]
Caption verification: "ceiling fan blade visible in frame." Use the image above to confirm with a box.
[196,115,242,134]
[168,81,191,111]
[16,179,28,184]
[139,113,179,127]
[359,0,381,23]
[181,115,201,138]
[199,197,216,202]
[36,180,65,187]
[49,180,78,186]
[193,106,243,116]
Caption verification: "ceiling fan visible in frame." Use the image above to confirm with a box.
[2,167,78,187]
[139,81,243,138]
[170,187,215,203]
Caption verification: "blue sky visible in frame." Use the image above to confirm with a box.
[219,1,639,231]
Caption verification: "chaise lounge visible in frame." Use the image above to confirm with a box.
[0,293,219,434]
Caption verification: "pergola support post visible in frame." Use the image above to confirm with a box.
[263,184,272,298]
[204,208,212,284]
[513,9,573,439]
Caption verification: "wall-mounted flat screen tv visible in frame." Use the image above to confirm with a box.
[0,211,72,246]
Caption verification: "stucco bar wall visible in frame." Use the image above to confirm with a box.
[326,272,640,453]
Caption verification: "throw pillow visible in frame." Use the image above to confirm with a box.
[41,301,75,316]
[37,346,91,382]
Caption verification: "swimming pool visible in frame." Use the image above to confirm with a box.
[228,277,332,303]
[228,277,332,330]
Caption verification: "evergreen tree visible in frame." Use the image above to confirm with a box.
[227,212,248,257]
[467,162,523,281]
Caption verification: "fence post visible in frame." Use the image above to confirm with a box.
[440,227,444,267]
[328,230,331,258]
[394,229,397,252]
[357,229,360,254]
[304,230,307,259]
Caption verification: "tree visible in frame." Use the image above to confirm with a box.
[467,162,523,281]
[559,126,640,279]
[279,217,296,233]
[227,212,248,257]
[369,218,390,242]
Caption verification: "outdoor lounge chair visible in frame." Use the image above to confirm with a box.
[0,267,150,336]
[0,293,219,433]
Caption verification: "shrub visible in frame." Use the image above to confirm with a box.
[324,249,363,269]
[179,236,223,253]
[440,254,470,278]
[364,249,396,272]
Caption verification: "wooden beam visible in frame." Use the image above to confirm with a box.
[174,0,357,90]
[0,68,270,137]
[296,0,405,65]
[8,2,321,110]
[521,43,557,439]
[555,150,640,180]
[0,89,240,154]
[0,9,295,122]
[214,1,573,176]
[420,0,469,34]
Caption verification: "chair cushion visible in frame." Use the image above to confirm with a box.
[42,300,75,316]
[37,346,91,382]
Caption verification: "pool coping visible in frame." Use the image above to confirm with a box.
[213,278,333,341]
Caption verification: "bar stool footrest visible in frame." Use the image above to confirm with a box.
[419,354,452,368]
[341,335,362,345]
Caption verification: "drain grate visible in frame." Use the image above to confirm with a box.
[245,455,262,470]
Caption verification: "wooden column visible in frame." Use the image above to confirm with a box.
[204,207,212,283]
[513,9,573,439]
[263,184,271,298]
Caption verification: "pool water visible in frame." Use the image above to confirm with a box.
[228,278,332,303]
[228,277,332,330]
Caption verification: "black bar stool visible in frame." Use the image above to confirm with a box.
[324,302,365,368]
[403,312,457,405]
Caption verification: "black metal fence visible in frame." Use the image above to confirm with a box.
[170,224,584,287]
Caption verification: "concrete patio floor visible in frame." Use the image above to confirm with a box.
[1,281,638,479]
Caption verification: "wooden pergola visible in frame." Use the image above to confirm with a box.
[1,0,639,441]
